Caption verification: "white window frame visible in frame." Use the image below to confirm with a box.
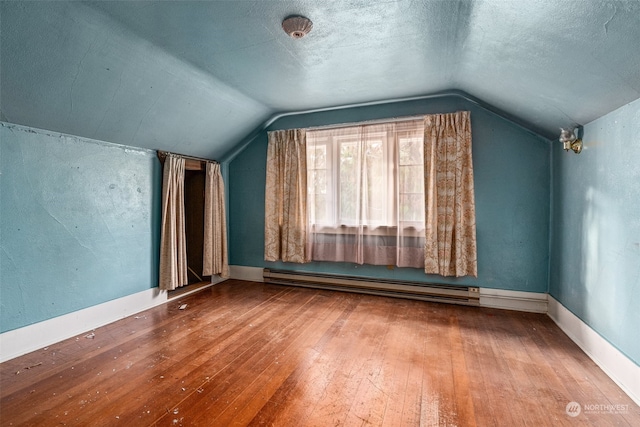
[307,123,425,237]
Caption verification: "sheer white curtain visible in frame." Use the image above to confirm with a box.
[423,111,478,277]
[203,162,229,278]
[159,155,188,290]
[306,120,425,267]
[264,129,309,263]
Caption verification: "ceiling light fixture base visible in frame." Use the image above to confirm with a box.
[282,15,313,39]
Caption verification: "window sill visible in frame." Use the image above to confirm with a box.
[311,225,425,237]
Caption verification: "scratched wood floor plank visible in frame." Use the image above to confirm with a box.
[337,295,400,427]
[301,295,391,426]
[181,290,339,426]
[208,292,350,426]
[1,280,638,426]
[245,294,362,427]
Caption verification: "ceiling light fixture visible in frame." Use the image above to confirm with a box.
[282,15,313,39]
[559,127,583,154]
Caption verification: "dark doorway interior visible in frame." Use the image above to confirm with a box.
[183,169,211,285]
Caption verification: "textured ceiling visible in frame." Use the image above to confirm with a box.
[2,1,639,159]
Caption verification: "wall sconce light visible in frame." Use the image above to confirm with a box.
[559,127,582,154]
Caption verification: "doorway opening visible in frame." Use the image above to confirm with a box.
[166,158,212,299]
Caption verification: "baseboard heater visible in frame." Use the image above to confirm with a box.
[263,269,480,306]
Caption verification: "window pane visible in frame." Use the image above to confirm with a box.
[398,135,424,223]
[365,139,386,224]
[339,142,357,223]
[311,169,327,194]
[308,144,330,224]
[308,145,326,168]
[399,165,423,193]
[399,136,423,165]
[399,193,425,222]
[313,193,328,223]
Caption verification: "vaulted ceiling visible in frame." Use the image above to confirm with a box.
[2,1,639,159]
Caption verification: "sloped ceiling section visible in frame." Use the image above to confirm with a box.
[0,1,270,159]
[2,1,639,159]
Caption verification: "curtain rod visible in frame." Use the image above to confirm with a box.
[157,150,218,164]
[302,114,427,132]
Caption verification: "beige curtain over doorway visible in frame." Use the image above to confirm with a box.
[159,155,188,290]
[203,162,229,278]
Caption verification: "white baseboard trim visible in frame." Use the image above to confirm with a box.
[0,287,168,363]
[5,269,635,406]
[479,288,548,313]
[167,276,227,300]
[229,265,264,282]
[548,296,640,406]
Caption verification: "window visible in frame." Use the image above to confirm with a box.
[307,120,425,233]
[306,120,426,267]
[265,111,477,275]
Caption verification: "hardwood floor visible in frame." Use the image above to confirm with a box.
[1,280,638,426]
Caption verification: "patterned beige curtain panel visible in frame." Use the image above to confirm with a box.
[203,162,229,278]
[159,155,188,290]
[264,129,310,263]
[423,111,478,277]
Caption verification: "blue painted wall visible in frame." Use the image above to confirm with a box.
[0,123,161,333]
[228,96,551,292]
[549,98,640,365]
